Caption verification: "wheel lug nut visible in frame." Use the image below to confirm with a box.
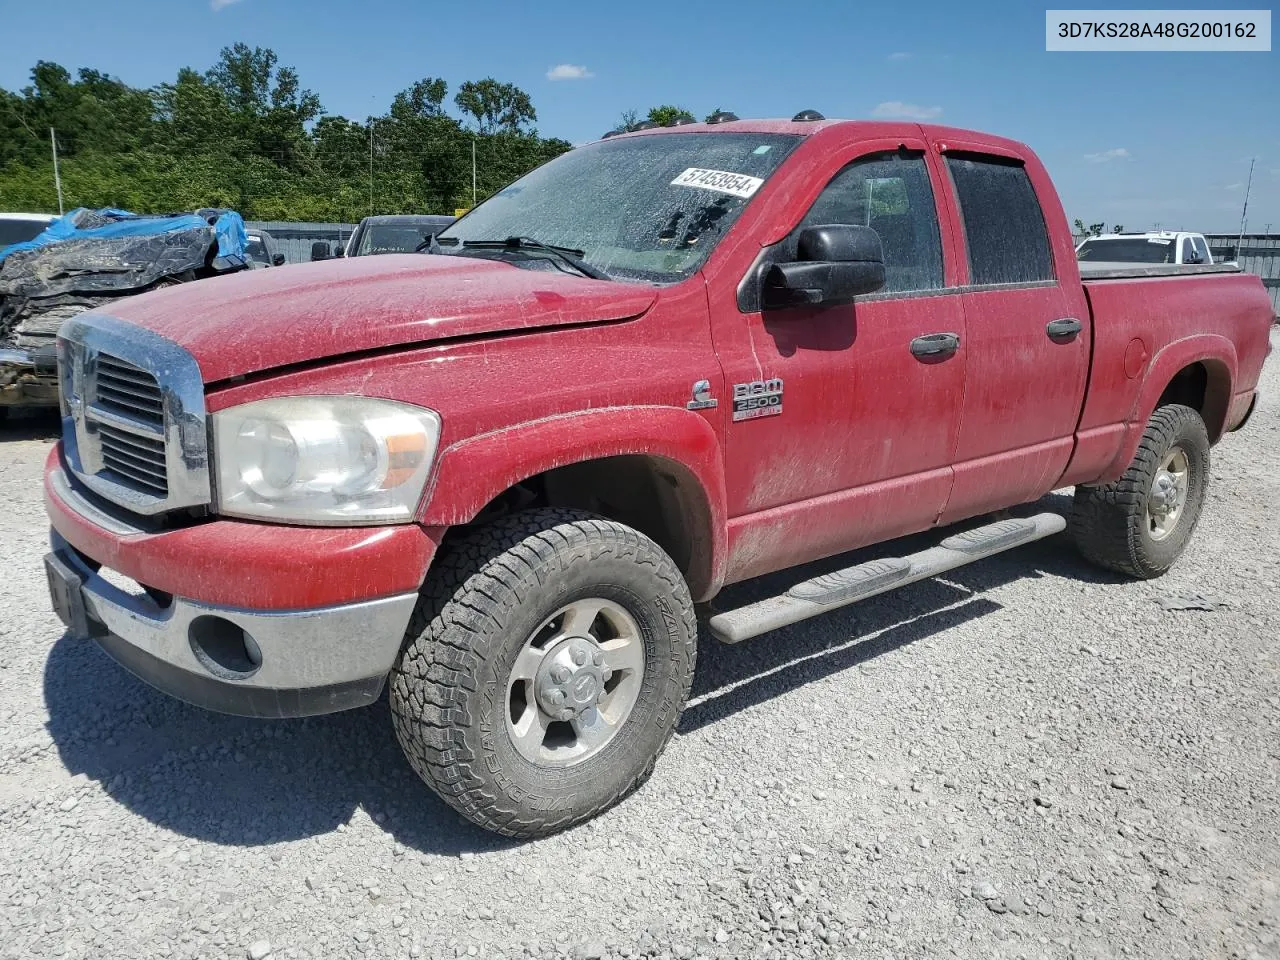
[548,689,565,706]
[592,652,604,667]
[602,668,613,682]
[571,648,588,666]
[557,708,575,721]
[552,666,570,683]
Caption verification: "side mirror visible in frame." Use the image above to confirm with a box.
[763,224,885,308]
[271,253,286,267]
[310,241,331,261]
[334,245,344,257]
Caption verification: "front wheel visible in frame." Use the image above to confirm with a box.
[389,509,697,838]
[1070,403,1211,578]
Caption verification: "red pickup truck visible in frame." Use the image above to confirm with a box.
[42,116,1272,838]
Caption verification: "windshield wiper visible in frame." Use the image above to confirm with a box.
[428,236,609,280]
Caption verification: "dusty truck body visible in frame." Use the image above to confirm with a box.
[42,118,1272,838]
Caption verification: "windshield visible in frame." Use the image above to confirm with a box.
[1077,237,1177,264]
[245,236,269,263]
[357,223,443,256]
[0,218,51,248]
[438,133,803,282]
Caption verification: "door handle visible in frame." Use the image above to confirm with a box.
[910,332,961,360]
[1046,317,1082,341]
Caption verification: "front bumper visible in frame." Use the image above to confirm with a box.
[47,532,418,718]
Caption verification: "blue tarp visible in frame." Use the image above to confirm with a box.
[0,207,247,264]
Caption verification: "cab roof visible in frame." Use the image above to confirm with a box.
[596,117,1031,158]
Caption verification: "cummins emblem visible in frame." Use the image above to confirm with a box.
[732,378,783,421]
[686,379,718,411]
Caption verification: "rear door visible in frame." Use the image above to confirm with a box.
[931,145,1091,522]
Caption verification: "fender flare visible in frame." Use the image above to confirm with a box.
[419,406,728,600]
[1107,334,1236,478]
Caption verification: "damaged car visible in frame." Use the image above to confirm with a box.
[0,207,248,417]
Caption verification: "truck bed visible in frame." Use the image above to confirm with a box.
[1078,262,1242,281]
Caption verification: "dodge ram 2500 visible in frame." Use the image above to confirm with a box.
[42,116,1273,838]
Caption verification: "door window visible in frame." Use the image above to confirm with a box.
[946,154,1055,285]
[798,152,944,294]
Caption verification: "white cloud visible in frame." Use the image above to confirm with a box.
[210,0,243,9]
[871,101,942,121]
[1083,148,1131,163]
[546,64,594,81]
[887,52,912,61]
[1223,182,1244,190]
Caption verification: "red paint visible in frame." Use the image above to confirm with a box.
[105,255,658,384]
[1124,339,1149,379]
[45,448,440,609]
[47,119,1276,611]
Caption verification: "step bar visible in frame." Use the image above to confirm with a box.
[707,513,1067,644]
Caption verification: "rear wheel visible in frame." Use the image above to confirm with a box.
[389,509,696,838]
[1070,404,1210,578]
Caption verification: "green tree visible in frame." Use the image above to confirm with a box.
[204,44,320,169]
[1073,219,1106,237]
[454,78,535,134]
[647,105,695,126]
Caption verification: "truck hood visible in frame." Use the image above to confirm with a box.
[103,254,659,383]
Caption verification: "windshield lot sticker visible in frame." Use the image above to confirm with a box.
[1148,238,1173,244]
[732,378,784,421]
[671,168,765,199]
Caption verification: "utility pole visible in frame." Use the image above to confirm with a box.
[471,138,477,208]
[50,128,64,215]
[1235,157,1256,253]
[368,120,375,217]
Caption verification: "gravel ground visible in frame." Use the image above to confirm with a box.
[1,332,1278,960]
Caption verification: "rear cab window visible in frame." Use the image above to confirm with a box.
[945,154,1054,284]
[1076,237,1176,264]
[0,218,51,248]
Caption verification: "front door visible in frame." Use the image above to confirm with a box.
[710,142,968,582]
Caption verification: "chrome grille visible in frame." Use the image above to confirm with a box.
[94,354,165,425]
[58,314,211,516]
[98,423,169,495]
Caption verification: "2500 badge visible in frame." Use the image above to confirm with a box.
[732,378,784,422]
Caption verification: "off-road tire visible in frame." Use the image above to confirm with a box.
[389,508,697,838]
[1070,404,1210,579]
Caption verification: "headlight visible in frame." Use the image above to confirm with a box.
[211,397,441,525]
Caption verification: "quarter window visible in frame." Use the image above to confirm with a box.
[798,152,944,294]
[946,154,1055,285]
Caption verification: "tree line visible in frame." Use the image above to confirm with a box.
[0,45,574,221]
[1073,220,1126,237]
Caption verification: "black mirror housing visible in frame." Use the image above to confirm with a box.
[271,253,286,266]
[334,245,344,257]
[310,241,331,261]
[797,223,883,264]
[764,224,886,308]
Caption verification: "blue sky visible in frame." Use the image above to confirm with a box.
[3,0,1276,232]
